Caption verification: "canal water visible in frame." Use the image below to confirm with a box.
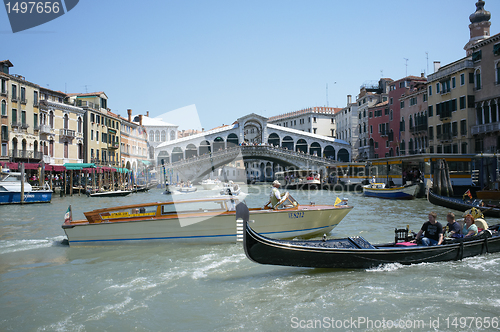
[1,185,499,331]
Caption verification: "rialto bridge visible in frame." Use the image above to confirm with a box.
[155,113,351,181]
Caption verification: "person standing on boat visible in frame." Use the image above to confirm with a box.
[445,212,461,238]
[270,180,282,209]
[413,212,443,246]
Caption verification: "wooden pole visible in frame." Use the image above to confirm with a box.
[20,163,25,204]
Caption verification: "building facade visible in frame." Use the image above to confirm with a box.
[333,95,358,149]
[470,32,500,152]
[0,61,13,161]
[120,109,148,172]
[268,107,341,137]
[139,113,178,162]
[39,87,85,165]
[399,81,428,155]
[367,101,389,158]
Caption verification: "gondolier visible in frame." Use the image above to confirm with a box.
[270,180,282,209]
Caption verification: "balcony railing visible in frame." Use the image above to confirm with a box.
[11,122,21,128]
[21,122,29,129]
[33,100,39,107]
[108,141,120,149]
[10,149,43,160]
[39,124,54,134]
[11,95,18,102]
[59,128,76,138]
[410,124,428,133]
[437,133,453,141]
[20,98,27,104]
[471,122,500,135]
[1,89,7,96]
[439,110,452,121]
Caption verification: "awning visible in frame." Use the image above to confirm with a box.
[24,163,42,170]
[115,167,130,173]
[64,163,96,170]
[140,160,152,165]
[99,166,116,172]
[47,165,66,172]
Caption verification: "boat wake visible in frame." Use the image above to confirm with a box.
[0,236,66,254]
[366,263,406,272]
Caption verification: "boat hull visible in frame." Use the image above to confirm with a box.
[0,190,52,204]
[362,184,417,200]
[62,205,352,245]
[428,189,500,218]
[243,219,500,269]
[476,190,500,201]
[89,190,132,197]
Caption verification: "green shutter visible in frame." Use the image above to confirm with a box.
[472,50,482,62]
[493,43,500,56]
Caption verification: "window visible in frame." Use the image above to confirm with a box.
[469,72,474,84]
[370,125,373,134]
[410,97,417,106]
[467,95,475,108]
[64,142,68,158]
[11,84,17,100]
[375,142,378,149]
[436,83,440,93]
[96,131,99,142]
[363,110,366,117]
[461,142,468,154]
[428,126,434,139]
[313,117,316,123]
[452,121,458,137]
[1,125,7,141]
[390,97,393,105]
[20,87,26,102]
[384,108,388,115]
[428,105,433,117]
[11,108,17,124]
[423,93,427,102]
[460,119,467,136]
[33,113,38,129]
[1,100,5,116]
[369,111,372,118]
[313,128,317,134]
[452,77,456,89]
[91,130,94,140]
[497,62,500,84]
[429,85,432,96]
[33,91,38,105]
[390,110,393,121]
[400,100,404,108]
[457,96,465,109]
[472,50,482,62]
[460,73,465,86]
[2,142,7,156]
[475,68,481,90]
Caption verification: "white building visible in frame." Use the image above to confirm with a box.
[136,112,178,160]
[333,95,358,150]
[268,107,341,137]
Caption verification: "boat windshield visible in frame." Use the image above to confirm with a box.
[275,192,299,209]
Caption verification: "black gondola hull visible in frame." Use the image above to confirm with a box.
[428,189,500,218]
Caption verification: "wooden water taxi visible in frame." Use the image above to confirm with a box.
[61,193,353,245]
[362,183,418,200]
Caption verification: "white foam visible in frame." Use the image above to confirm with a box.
[0,236,66,254]
[366,263,405,272]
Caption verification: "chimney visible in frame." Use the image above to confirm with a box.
[127,109,132,122]
[433,61,441,73]
[421,72,425,78]
[347,95,352,105]
[139,114,142,126]
[146,111,149,117]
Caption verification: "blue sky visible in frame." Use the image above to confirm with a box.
[2,0,499,130]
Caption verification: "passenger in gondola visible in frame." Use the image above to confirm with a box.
[463,214,478,238]
[412,212,443,246]
[445,212,461,238]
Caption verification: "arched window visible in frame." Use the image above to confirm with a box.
[49,111,54,128]
[155,130,160,141]
[161,130,166,141]
[475,68,481,90]
[1,100,6,116]
[63,114,69,129]
[170,130,176,140]
[149,130,154,142]
[390,109,393,121]
[77,117,82,132]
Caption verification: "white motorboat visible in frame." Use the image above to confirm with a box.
[220,182,241,196]
[201,179,221,190]
[61,193,353,245]
[0,169,52,204]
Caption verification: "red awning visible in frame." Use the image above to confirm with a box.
[24,163,41,170]
[47,165,66,172]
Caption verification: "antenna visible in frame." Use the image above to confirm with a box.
[326,83,328,107]
[65,83,67,93]
[404,58,409,77]
[82,85,91,93]
[380,70,383,77]
[426,52,429,76]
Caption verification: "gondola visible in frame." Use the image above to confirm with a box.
[236,203,500,269]
[428,189,500,218]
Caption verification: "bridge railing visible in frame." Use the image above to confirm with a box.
[164,144,338,168]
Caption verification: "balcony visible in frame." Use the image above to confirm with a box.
[410,124,428,134]
[471,122,500,135]
[1,89,7,96]
[380,130,388,137]
[11,95,18,102]
[33,100,39,107]
[437,133,453,142]
[11,122,21,128]
[39,124,55,135]
[76,100,100,110]
[10,149,43,160]
[21,122,29,129]
[59,128,76,138]
[108,141,120,149]
[20,98,27,104]
[439,109,452,121]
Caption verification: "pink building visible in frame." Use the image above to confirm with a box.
[367,101,389,158]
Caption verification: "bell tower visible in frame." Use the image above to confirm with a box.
[464,0,491,56]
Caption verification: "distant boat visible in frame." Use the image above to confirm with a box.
[0,170,52,204]
[178,186,197,193]
[220,182,241,196]
[88,190,132,197]
[476,190,500,201]
[362,183,417,200]
[428,189,500,218]
[200,179,220,190]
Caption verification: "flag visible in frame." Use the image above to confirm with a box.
[463,189,472,199]
[334,197,341,206]
[64,205,72,223]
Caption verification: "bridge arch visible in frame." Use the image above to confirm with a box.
[244,120,262,144]
[337,148,349,162]
[199,140,211,155]
[310,142,321,157]
[296,139,308,153]
[324,145,335,159]
[185,144,198,159]
[282,136,293,150]
[213,137,225,151]
[172,147,184,162]
[268,133,280,147]
[227,133,239,147]
[157,151,170,165]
